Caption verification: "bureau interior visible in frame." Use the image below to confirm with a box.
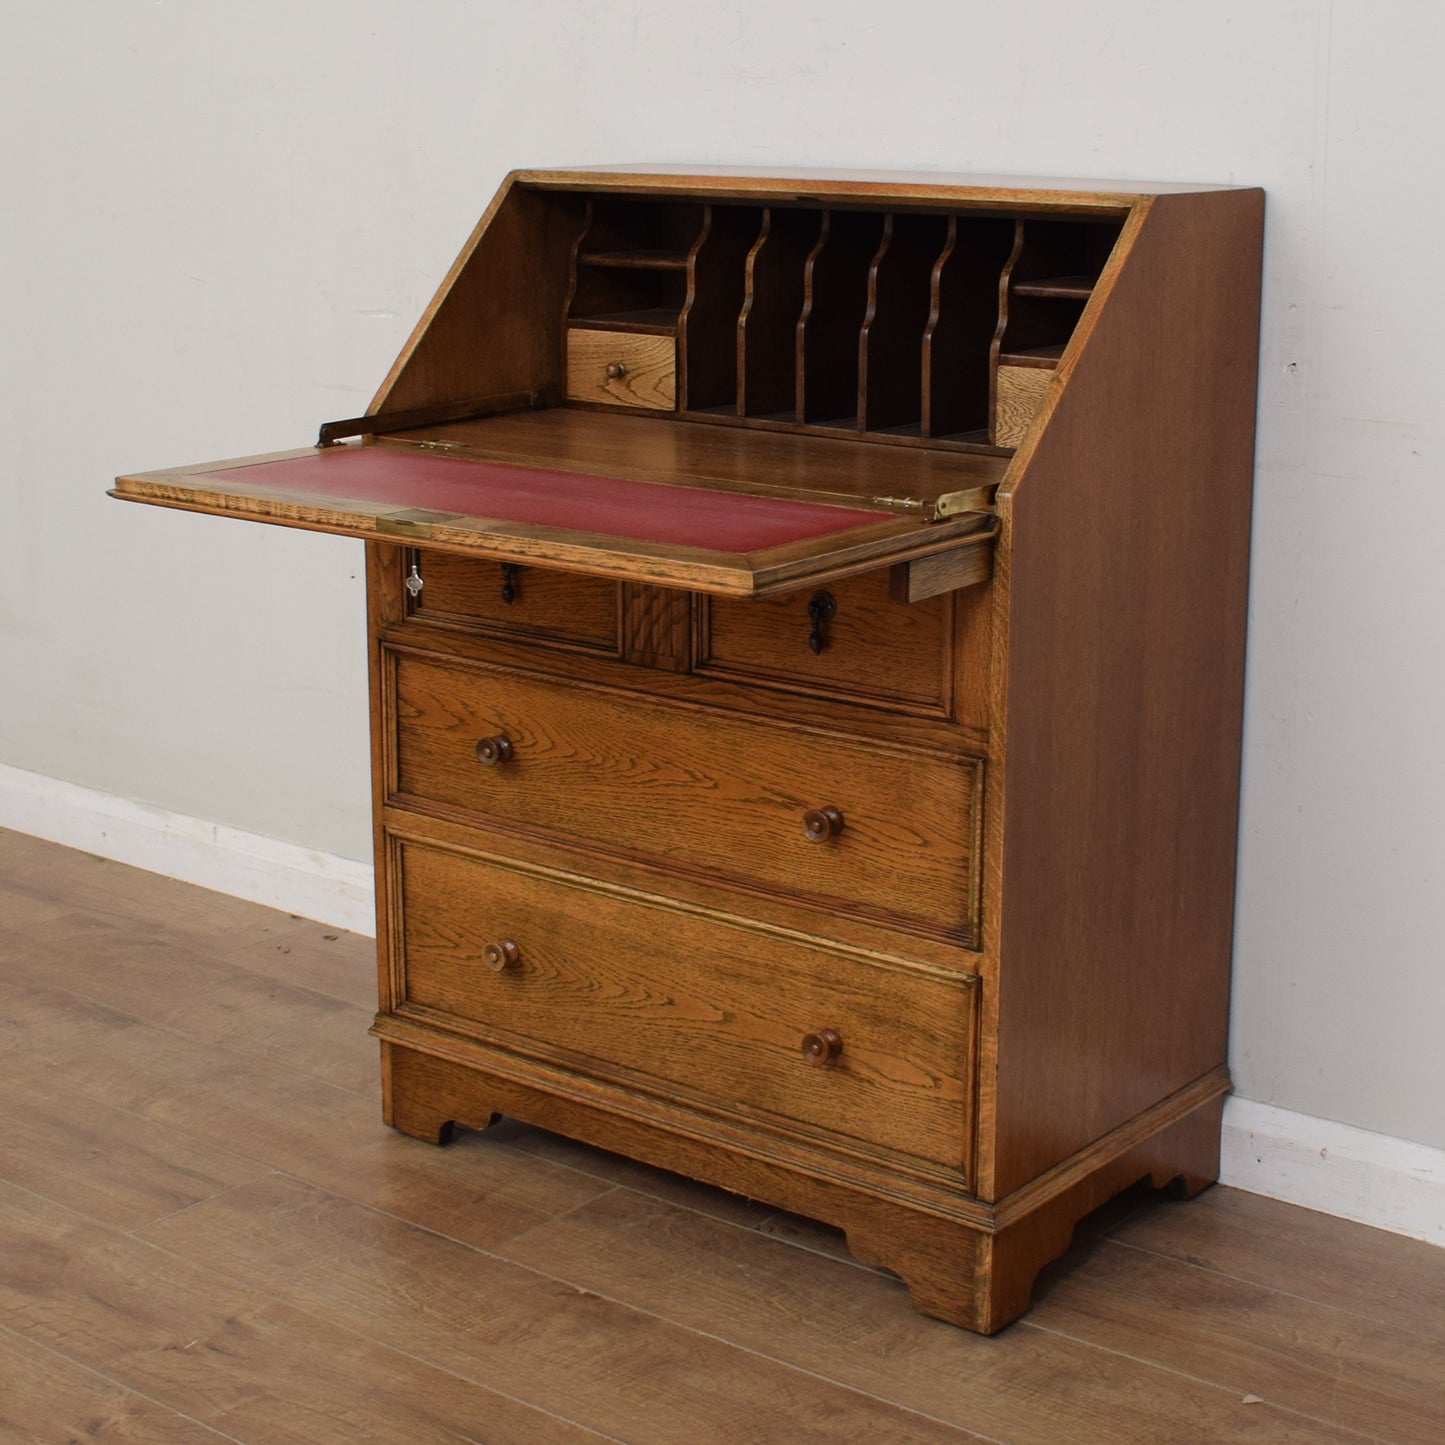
[556,191,1123,448]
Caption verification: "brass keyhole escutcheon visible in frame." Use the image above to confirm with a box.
[806,591,836,654]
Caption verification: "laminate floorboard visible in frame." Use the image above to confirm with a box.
[2,827,1443,1444]
[0,1324,237,1442]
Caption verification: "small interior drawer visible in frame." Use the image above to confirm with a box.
[396,838,975,1172]
[405,552,620,654]
[699,568,952,715]
[566,328,677,410]
[389,650,981,943]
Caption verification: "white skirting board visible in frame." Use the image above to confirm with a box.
[1219,1097,1444,1247]
[0,762,375,936]
[1,760,1441,1249]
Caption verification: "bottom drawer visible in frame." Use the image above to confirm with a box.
[394,838,975,1172]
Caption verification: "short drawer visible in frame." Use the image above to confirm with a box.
[389,650,981,941]
[406,552,620,654]
[699,568,952,714]
[396,839,975,1171]
[566,328,676,410]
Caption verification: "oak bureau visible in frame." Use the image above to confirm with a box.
[112,165,1263,1332]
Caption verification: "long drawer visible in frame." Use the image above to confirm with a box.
[394,838,975,1171]
[387,648,981,941]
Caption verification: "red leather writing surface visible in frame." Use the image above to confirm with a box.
[210,448,885,553]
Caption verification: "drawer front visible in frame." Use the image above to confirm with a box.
[566,329,676,410]
[390,651,980,941]
[407,553,620,653]
[396,840,974,1170]
[700,569,951,714]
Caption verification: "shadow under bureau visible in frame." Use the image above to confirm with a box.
[112,165,1263,1333]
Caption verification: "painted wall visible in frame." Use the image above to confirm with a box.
[3,2,1442,1153]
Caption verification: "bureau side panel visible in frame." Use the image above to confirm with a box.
[368,178,586,415]
[987,189,1264,1199]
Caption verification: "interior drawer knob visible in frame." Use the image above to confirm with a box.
[475,733,513,767]
[483,938,521,972]
[605,361,628,380]
[802,806,845,842]
[801,1028,843,1065]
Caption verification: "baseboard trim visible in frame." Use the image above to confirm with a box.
[2,762,1440,1248]
[0,762,375,935]
[1221,1096,1444,1247]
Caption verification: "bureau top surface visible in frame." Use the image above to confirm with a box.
[515,164,1251,208]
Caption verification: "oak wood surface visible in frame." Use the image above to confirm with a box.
[993,363,1053,447]
[699,565,953,714]
[369,179,585,415]
[387,646,981,941]
[565,327,677,409]
[406,550,623,655]
[985,187,1264,1198]
[394,838,975,1169]
[397,404,1010,501]
[379,592,986,759]
[513,164,1244,206]
[620,580,694,671]
[4,831,1441,1442]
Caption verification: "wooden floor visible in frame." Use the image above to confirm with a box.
[1,829,1442,1444]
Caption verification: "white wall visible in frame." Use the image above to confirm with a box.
[3,1,1442,1155]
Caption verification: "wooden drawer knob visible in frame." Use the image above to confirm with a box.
[801,1028,842,1065]
[802,806,844,843]
[483,938,521,972]
[605,362,628,380]
[475,734,513,767]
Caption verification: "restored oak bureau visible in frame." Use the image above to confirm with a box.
[112,166,1263,1332]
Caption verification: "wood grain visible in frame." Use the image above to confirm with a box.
[137,1173,986,1444]
[1109,1184,1445,1343]
[986,187,1264,1198]
[0,903,378,1097]
[0,1180,609,1444]
[0,1069,267,1231]
[1030,1235,1445,1443]
[501,1186,1379,1445]
[993,363,1053,446]
[0,974,611,1255]
[700,559,953,714]
[620,580,694,670]
[0,1325,234,1442]
[407,550,622,654]
[388,647,981,940]
[565,328,677,410]
[370,179,585,415]
[394,837,975,1169]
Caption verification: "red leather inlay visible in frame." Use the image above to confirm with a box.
[209,448,886,553]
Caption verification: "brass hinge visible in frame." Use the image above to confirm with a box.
[930,486,997,521]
